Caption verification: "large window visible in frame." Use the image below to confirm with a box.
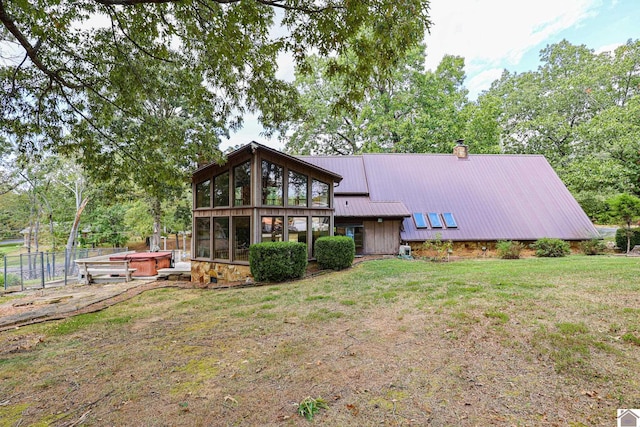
[195,179,211,208]
[261,216,284,242]
[214,217,229,259]
[288,171,307,207]
[311,179,329,207]
[195,217,211,258]
[312,216,330,256]
[234,161,251,206]
[233,216,251,261]
[288,217,307,244]
[214,171,229,207]
[261,161,283,206]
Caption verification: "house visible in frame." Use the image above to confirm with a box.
[191,141,599,283]
[619,409,640,427]
[300,141,600,255]
[191,142,342,283]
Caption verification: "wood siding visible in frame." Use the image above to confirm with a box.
[363,220,401,254]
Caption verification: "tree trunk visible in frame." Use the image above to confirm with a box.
[66,197,89,266]
[150,198,162,252]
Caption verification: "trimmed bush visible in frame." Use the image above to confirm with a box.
[315,236,355,270]
[249,242,307,282]
[579,238,606,255]
[496,240,525,259]
[614,228,640,251]
[531,238,570,257]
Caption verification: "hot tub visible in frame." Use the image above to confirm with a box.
[110,252,172,277]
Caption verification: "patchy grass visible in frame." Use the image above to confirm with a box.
[1,256,640,425]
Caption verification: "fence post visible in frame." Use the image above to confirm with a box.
[3,256,7,290]
[64,248,68,286]
[40,252,45,288]
[19,253,24,291]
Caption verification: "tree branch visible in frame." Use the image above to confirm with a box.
[0,0,83,90]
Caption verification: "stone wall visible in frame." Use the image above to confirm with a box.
[191,260,252,284]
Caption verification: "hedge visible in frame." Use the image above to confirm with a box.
[315,236,355,270]
[249,241,307,282]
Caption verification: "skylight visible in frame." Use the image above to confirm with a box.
[428,212,443,228]
[442,212,458,228]
[413,212,428,229]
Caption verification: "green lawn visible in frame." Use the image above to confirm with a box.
[1,255,639,426]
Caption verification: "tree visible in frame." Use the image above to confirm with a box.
[284,49,471,155]
[1,0,431,154]
[608,193,640,253]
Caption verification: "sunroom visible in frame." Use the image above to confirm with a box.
[191,142,342,283]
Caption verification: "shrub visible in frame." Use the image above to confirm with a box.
[579,239,606,255]
[315,236,355,270]
[614,228,640,251]
[496,240,525,259]
[422,233,453,262]
[249,242,307,282]
[0,273,21,288]
[531,238,570,257]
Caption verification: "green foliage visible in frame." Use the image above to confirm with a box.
[496,240,525,259]
[615,228,640,252]
[84,204,129,247]
[531,238,570,258]
[574,191,612,223]
[297,396,328,421]
[422,233,453,262]
[0,274,21,288]
[579,239,606,255]
[249,242,307,282]
[285,50,473,155]
[609,193,640,252]
[314,236,355,271]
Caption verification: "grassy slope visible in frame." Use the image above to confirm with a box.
[1,256,639,426]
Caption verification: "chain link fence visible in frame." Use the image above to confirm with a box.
[2,247,130,292]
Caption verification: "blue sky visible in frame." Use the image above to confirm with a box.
[224,0,640,150]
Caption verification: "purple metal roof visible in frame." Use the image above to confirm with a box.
[304,153,599,242]
[298,155,368,195]
[334,196,410,218]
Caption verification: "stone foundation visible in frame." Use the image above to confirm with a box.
[191,260,252,284]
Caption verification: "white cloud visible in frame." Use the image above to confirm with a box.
[425,0,600,73]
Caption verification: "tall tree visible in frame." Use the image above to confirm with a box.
[285,48,470,155]
[608,193,640,253]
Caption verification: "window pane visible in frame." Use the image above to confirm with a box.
[234,161,251,206]
[312,216,330,256]
[311,179,329,207]
[288,171,308,207]
[413,212,428,228]
[428,212,443,228]
[195,180,210,208]
[261,161,283,205]
[214,171,229,207]
[214,217,229,259]
[195,217,211,258]
[233,216,251,261]
[288,217,307,244]
[261,216,284,242]
[443,212,458,228]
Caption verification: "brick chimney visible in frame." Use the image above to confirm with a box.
[453,139,468,159]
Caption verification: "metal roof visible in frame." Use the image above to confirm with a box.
[298,155,368,195]
[334,196,410,218]
[303,153,599,242]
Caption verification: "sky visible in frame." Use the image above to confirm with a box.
[224,0,640,151]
